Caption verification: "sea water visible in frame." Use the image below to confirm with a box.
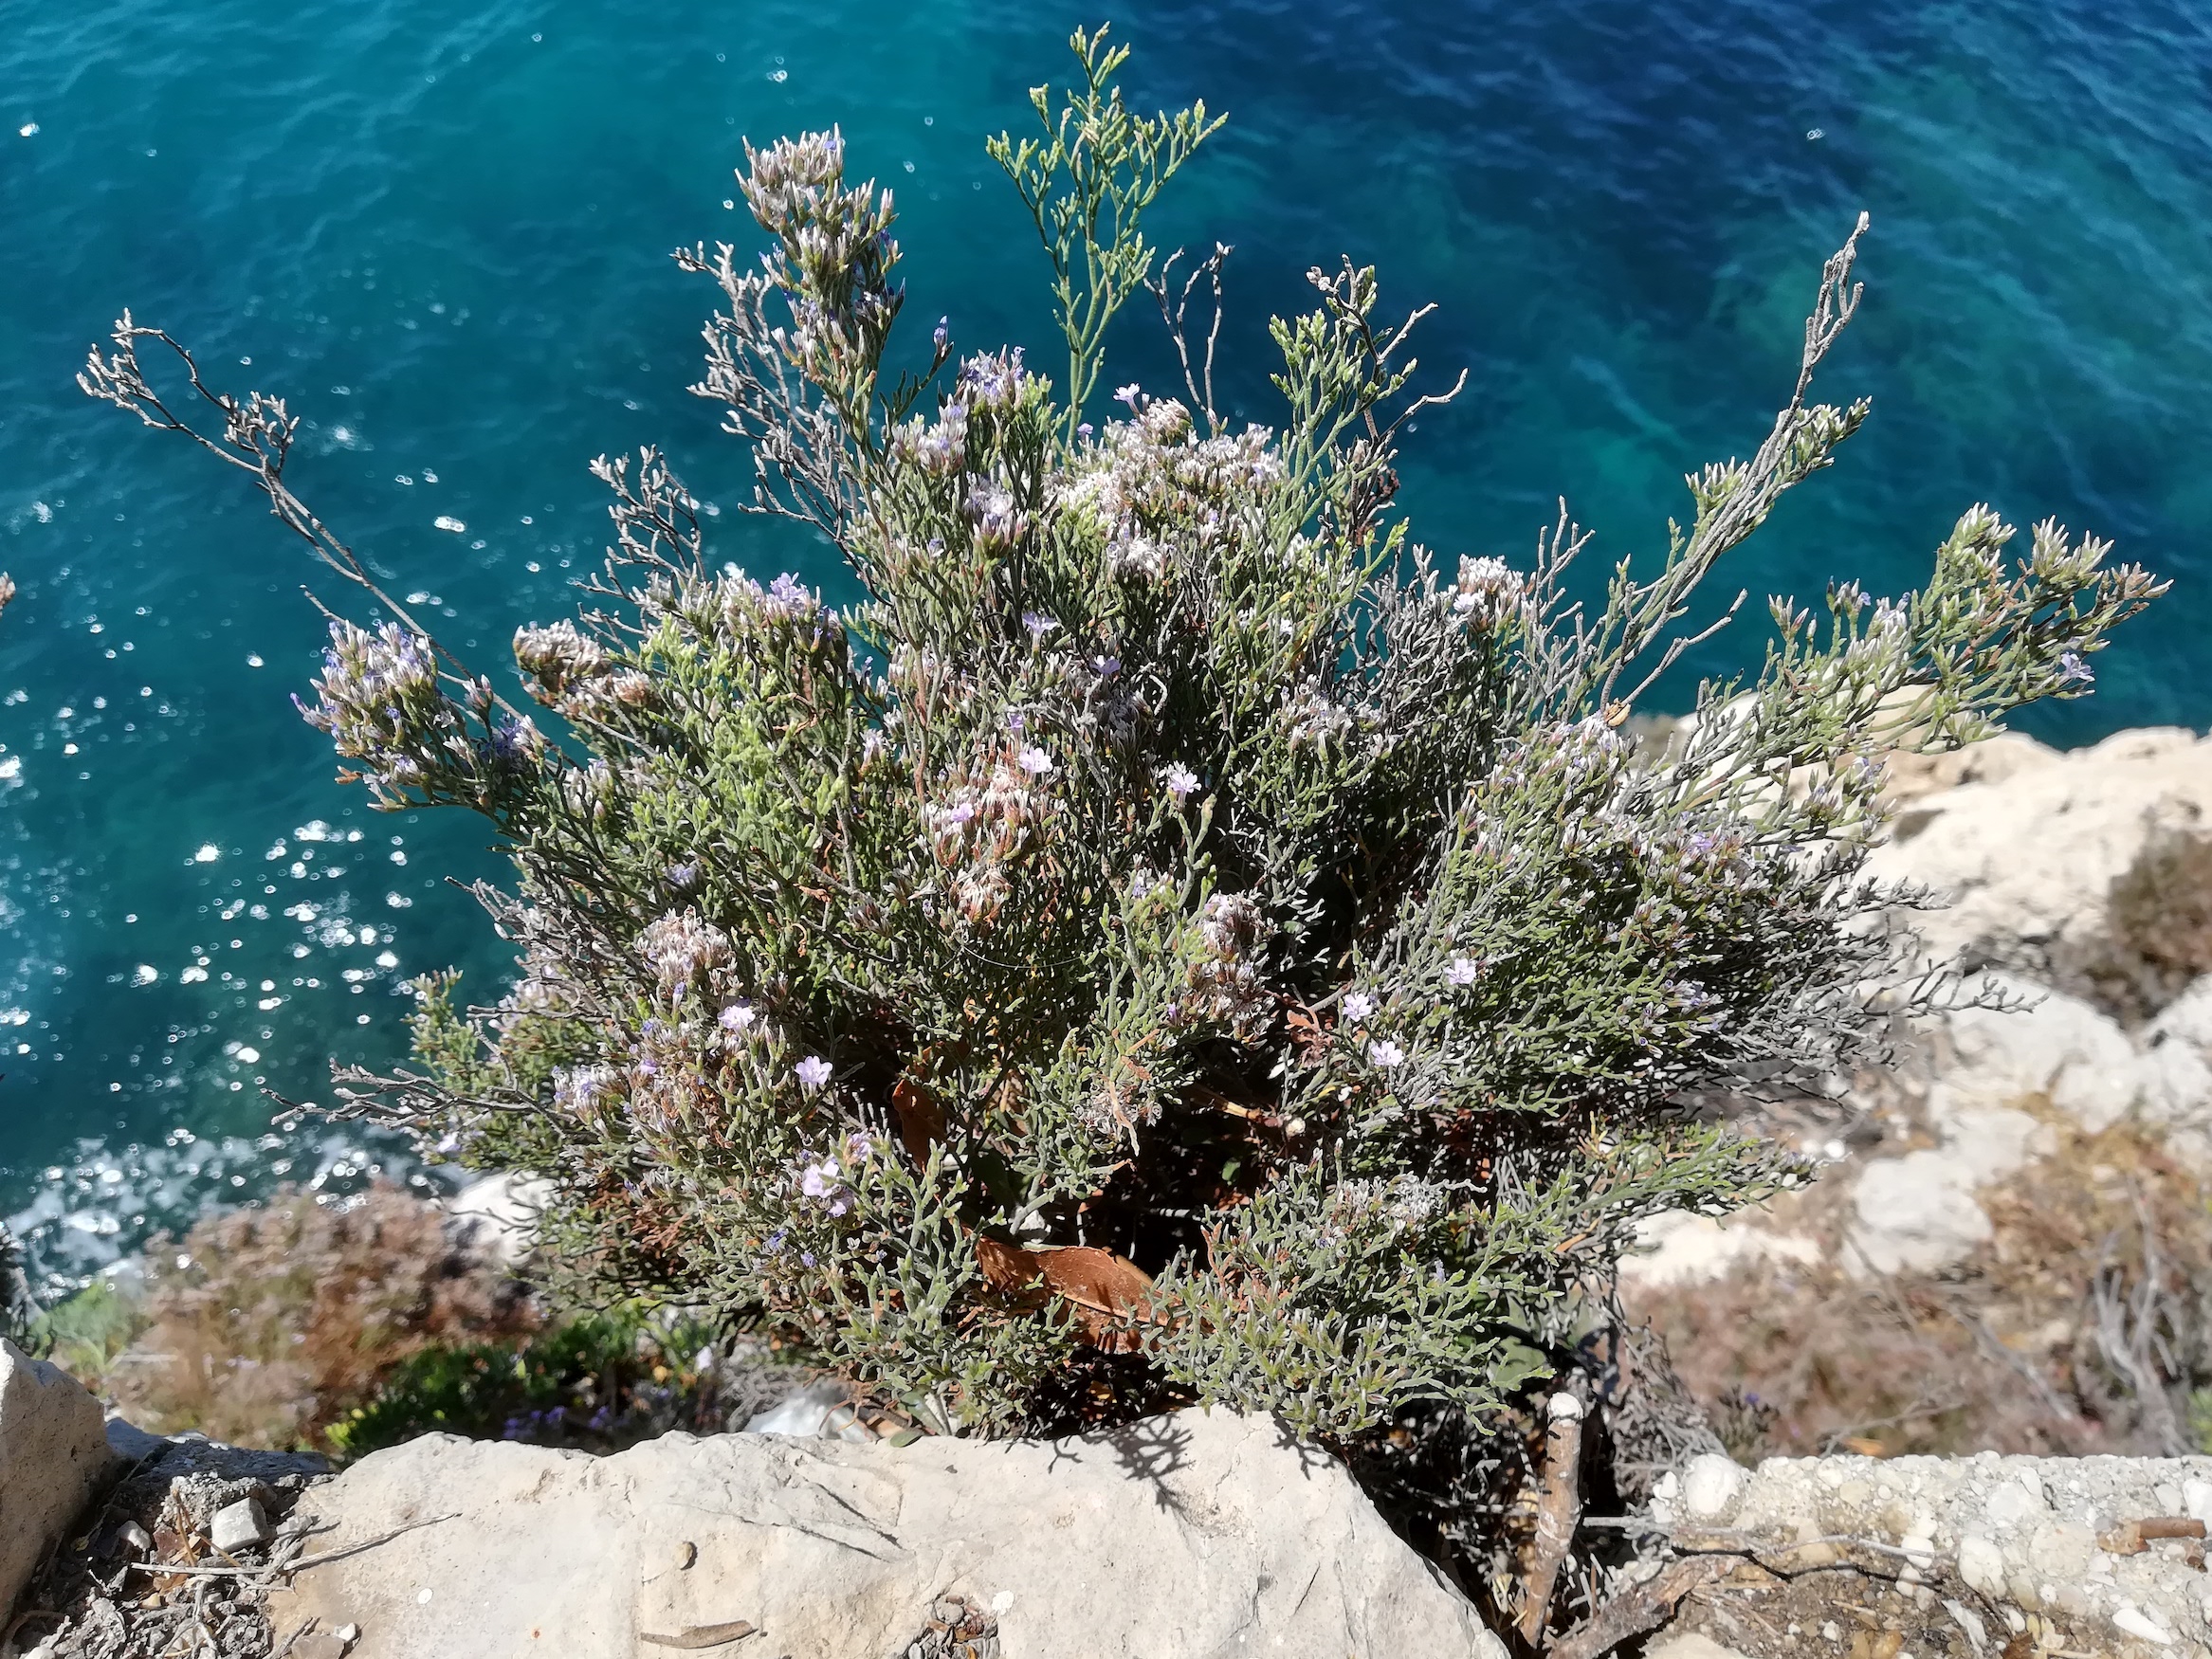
[2,0,2206,1287]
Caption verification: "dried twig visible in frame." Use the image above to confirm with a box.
[1519,1390,1586,1646]
[1548,1556,1728,1659]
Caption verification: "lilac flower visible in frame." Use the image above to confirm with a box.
[1077,422,1094,440]
[1020,611,1059,641]
[845,1130,874,1160]
[1017,746,1054,776]
[2057,650,2094,686]
[795,1054,833,1090]
[1446,956,1481,988]
[1343,992,1376,1023]
[1090,654,1121,677]
[1367,1038,1406,1069]
[719,1002,758,1035]
[636,911,733,996]
[1161,762,1198,804]
[933,316,949,352]
[665,861,702,892]
[798,1154,852,1217]
[1006,710,1026,733]
[1113,383,1142,409]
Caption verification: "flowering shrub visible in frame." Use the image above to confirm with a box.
[82,30,2159,1449]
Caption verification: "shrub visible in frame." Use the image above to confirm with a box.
[2067,830,2212,1023]
[102,1184,539,1451]
[324,1304,800,1459]
[82,29,2159,1452]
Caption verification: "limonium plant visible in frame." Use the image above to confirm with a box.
[82,30,2159,1452]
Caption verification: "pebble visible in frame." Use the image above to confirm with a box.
[209,1497,269,1555]
[1681,1453,1746,1521]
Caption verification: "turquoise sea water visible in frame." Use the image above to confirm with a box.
[3,0,2207,1287]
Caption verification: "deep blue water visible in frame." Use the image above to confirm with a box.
[3,0,2207,1287]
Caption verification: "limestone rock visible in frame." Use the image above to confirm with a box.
[1648,1636,1756,1659]
[1847,1150,1993,1276]
[1869,726,2212,974]
[272,1406,1506,1659]
[440,1171,552,1267]
[1882,729,2059,807]
[1930,973,2146,1132]
[1,1339,116,1617]
[1680,1452,1747,1522]
[1618,1210,1821,1290]
[1709,1450,2212,1650]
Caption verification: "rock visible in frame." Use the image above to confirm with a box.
[1883,730,2060,806]
[742,1376,869,1440]
[1869,726,2212,975]
[1847,1149,1993,1275]
[1618,1211,1821,1291]
[1,1339,117,1617]
[272,1407,1505,1659]
[440,1172,553,1267]
[1647,1636,1755,1659]
[1958,1533,2005,1595]
[1681,1452,1747,1522]
[1931,975,2146,1133]
[1704,1449,2212,1647]
[104,1413,168,1463]
[210,1494,271,1553]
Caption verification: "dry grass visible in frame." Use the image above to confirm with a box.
[1627,1113,2212,1460]
[101,1183,539,1451]
[2063,831,2212,1023]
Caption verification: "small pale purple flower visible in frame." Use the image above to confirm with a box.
[795,1054,833,1090]
[665,861,702,891]
[1343,992,1376,1023]
[1016,746,1054,776]
[932,316,949,352]
[1113,383,1142,409]
[719,1002,758,1034]
[1077,422,1094,440]
[799,1157,841,1199]
[1367,1038,1406,1069]
[1446,956,1481,988]
[1161,762,1198,804]
[1090,654,1121,677]
[1021,611,1059,641]
[2057,650,2094,686]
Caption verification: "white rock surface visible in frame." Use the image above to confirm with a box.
[440,1172,552,1266]
[1696,1449,2212,1651]
[1847,1148,1996,1275]
[1679,1452,1748,1522]
[1618,1210,1821,1290]
[272,1406,1506,1659]
[1,1338,117,1617]
[1869,726,2212,971]
[1930,973,2148,1132]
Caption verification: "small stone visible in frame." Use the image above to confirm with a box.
[1821,1623,1840,1643]
[336,1626,360,1643]
[118,1520,153,1556]
[1681,1452,1747,1522]
[209,1496,269,1554]
[2112,1604,2174,1647]
[1958,1535,2004,1596]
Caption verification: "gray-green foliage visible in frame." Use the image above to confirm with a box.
[81,29,2161,1444]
